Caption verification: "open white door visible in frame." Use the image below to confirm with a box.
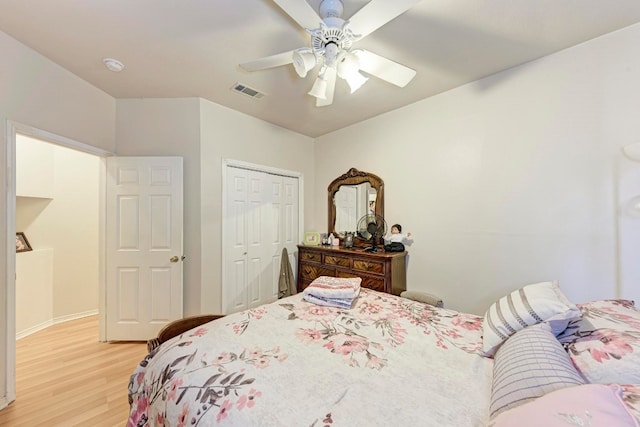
[105,156,183,341]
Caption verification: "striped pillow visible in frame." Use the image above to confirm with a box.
[490,322,585,419]
[482,281,581,356]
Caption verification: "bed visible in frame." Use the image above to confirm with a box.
[127,281,640,426]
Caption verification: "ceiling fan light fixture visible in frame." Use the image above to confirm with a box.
[337,52,359,76]
[292,48,316,78]
[324,42,340,68]
[344,71,368,93]
[240,0,420,106]
[338,52,368,93]
[308,75,328,99]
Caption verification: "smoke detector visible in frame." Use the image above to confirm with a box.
[103,58,125,72]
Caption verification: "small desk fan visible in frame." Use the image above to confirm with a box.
[357,214,387,252]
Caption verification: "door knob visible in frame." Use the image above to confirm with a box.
[170,255,186,263]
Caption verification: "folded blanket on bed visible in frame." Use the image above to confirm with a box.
[303,276,361,299]
[302,293,355,309]
[302,276,362,309]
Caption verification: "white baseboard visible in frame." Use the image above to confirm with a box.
[16,309,99,340]
[53,309,98,325]
[16,320,54,340]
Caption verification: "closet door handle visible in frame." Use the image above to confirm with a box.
[170,256,179,263]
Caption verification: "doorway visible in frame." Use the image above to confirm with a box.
[15,134,101,338]
[3,121,112,408]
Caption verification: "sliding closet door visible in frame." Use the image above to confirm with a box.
[222,164,299,314]
[261,172,299,308]
[246,169,271,309]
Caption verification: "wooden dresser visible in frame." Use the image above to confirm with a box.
[297,245,406,295]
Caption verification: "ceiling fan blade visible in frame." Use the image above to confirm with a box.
[239,50,295,72]
[317,67,337,107]
[355,49,416,87]
[272,0,322,30]
[348,0,422,40]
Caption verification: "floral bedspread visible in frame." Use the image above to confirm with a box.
[128,288,493,426]
[556,299,640,421]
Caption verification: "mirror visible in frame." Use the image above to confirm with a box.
[334,183,376,233]
[328,168,384,243]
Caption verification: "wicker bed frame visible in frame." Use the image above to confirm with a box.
[146,314,224,352]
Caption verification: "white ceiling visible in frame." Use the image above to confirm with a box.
[1,0,640,138]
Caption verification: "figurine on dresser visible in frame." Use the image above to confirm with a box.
[384,223,413,252]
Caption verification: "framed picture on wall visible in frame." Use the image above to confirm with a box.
[16,232,32,253]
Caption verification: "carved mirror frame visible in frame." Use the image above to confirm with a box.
[328,168,384,245]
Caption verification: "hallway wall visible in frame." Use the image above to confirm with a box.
[16,135,100,337]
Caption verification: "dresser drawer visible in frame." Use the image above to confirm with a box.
[300,264,334,281]
[324,254,351,268]
[352,258,384,275]
[300,251,322,263]
[361,277,385,292]
[336,271,385,292]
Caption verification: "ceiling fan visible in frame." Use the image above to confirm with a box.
[239,0,421,106]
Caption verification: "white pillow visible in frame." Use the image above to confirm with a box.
[482,281,581,357]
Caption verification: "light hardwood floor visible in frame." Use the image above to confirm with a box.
[0,316,148,427]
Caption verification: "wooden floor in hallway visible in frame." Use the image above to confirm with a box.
[0,316,147,427]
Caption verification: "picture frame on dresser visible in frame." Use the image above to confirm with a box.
[303,231,320,246]
[16,232,32,253]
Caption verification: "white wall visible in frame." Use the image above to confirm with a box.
[315,24,640,314]
[50,144,100,318]
[15,249,53,337]
[0,30,115,408]
[16,137,54,198]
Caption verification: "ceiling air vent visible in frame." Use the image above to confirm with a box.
[231,83,265,99]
